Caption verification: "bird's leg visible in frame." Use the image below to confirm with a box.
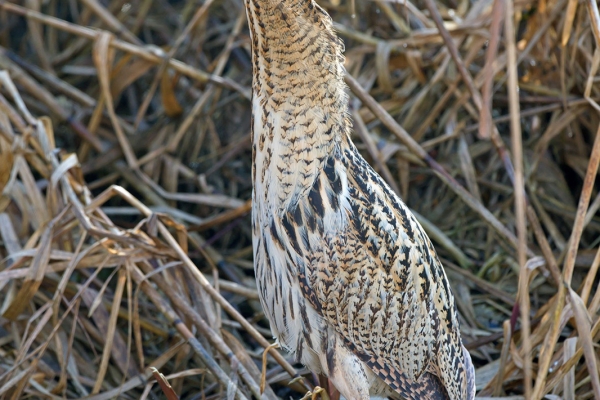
[327,378,341,400]
[260,342,279,393]
[319,328,372,400]
[318,375,339,400]
[319,375,340,400]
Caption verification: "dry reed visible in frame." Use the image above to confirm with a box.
[0,0,600,398]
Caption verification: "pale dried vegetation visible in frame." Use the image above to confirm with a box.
[0,0,600,398]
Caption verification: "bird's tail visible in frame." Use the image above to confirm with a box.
[463,345,476,400]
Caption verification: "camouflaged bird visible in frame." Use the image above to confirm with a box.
[246,0,476,398]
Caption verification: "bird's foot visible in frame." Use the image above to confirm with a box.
[300,386,331,400]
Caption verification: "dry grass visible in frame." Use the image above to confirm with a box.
[0,0,600,398]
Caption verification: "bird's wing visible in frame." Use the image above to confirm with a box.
[276,143,473,399]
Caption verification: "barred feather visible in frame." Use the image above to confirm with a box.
[246,0,476,398]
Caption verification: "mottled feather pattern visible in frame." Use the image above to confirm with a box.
[246,0,475,398]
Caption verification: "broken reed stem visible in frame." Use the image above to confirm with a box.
[562,125,600,285]
[135,260,265,399]
[129,264,250,400]
[504,0,531,397]
[479,0,504,139]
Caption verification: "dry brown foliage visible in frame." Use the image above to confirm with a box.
[0,0,599,398]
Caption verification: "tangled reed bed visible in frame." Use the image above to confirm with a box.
[0,0,599,398]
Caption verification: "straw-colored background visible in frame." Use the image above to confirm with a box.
[1,0,600,398]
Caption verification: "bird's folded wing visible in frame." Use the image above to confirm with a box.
[279,147,469,397]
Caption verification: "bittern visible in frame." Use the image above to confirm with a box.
[245,0,476,398]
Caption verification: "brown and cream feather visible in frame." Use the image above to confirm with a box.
[246,0,476,398]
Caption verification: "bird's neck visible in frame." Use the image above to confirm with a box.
[246,0,351,212]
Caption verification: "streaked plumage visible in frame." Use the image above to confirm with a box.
[245,0,476,398]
